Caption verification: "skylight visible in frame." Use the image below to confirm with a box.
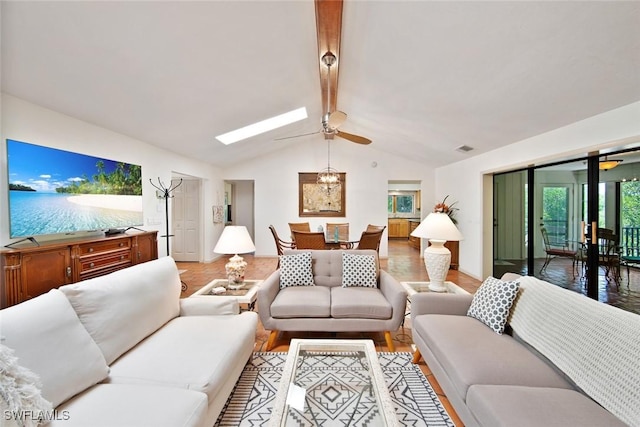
[215,107,308,145]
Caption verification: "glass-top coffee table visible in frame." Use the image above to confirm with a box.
[269,339,399,427]
[190,279,261,311]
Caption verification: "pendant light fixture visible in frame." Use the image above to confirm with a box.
[599,155,623,171]
[317,139,340,193]
[317,51,340,192]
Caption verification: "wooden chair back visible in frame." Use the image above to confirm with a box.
[366,224,387,233]
[291,231,327,250]
[326,223,349,241]
[356,230,384,252]
[288,222,310,242]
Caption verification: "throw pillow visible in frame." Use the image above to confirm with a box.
[0,344,52,427]
[279,252,315,289]
[341,253,377,288]
[467,276,520,334]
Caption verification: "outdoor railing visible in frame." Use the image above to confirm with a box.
[621,227,640,257]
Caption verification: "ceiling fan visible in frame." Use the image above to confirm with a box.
[276,0,371,145]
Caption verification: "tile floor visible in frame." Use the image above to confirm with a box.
[178,240,478,426]
[176,240,640,426]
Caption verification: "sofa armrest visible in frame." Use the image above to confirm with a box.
[410,293,473,322]
[257,270,281,326]
[379,270,408,326]
[179,297,239,316]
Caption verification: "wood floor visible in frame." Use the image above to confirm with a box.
[178,240,478,426]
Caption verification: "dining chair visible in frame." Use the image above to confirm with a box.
[291,231,327,250]
[597,228,621,287]
[326,223,349,242]
[540,226,577,276]
[355,230,385,252]
[268,225,295,268]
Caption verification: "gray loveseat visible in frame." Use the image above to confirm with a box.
[258,249,407,351]
[411,273,640,427]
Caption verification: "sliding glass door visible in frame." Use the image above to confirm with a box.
[493,147,640,311]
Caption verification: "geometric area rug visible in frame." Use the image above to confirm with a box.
[214,352,454,426]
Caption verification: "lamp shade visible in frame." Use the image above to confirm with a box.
[213,226,256,254]
[410,212,463,241]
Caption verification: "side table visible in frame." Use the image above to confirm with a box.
[190,279,262,311]
[400,281,471,328]
[401,281,470,300]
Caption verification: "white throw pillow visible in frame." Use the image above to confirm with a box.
[341,253,377,288]
[279,252,315,289]
[467,276,520,334]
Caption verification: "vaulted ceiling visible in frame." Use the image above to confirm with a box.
[2,1,639,168]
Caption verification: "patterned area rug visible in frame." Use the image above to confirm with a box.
[214,352,454,426]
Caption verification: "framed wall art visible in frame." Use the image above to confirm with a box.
[298,172,346,217]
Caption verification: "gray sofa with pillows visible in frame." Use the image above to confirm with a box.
[411,273,640,427]
[0,256,258,427]
[258,249,407,351]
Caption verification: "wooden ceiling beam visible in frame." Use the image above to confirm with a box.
[315,0,342,115]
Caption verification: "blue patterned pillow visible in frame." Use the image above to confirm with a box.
[341,253,377,288]
[467,276,520,334]
[279,252,315,289]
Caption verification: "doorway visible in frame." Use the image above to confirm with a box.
[171,177,201,262]
[225,180,255,241]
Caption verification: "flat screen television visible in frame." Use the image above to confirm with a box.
[6,139,144,239]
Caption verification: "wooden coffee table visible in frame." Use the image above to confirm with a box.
[190,279,262,311]
[269,339,399,426]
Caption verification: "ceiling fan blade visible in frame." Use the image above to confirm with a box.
[327,111,347,129]
[274,130,321,141]
[336,130,372,145]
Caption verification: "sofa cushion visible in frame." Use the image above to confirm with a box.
[107,313,257,407]
[59,256,181,364]
[0,289,109,407]
[331,287,392,319]
[54,384,207,427]
[341,252,377,288]
[412,314,572,401]
[467,385,627,427]
[279,252,315,289]
[270,286,331,318]
[467,276,519,334]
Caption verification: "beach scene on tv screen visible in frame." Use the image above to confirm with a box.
[7,140,143,238]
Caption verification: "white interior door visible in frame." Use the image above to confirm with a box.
[171,178,201,262]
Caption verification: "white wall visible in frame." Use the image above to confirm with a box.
[435,102,640,280]
[1,94,225,262]
[223,138,435,258]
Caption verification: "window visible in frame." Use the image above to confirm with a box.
[388,193,415,214]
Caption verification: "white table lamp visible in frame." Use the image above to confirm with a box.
[410,212,463,292]
[213,226,256,289]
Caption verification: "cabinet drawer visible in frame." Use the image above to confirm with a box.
[78,238,131,256]
[79,251,132,275]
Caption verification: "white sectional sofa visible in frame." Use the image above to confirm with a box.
[411,273,640,427]
[0,256,258,427]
